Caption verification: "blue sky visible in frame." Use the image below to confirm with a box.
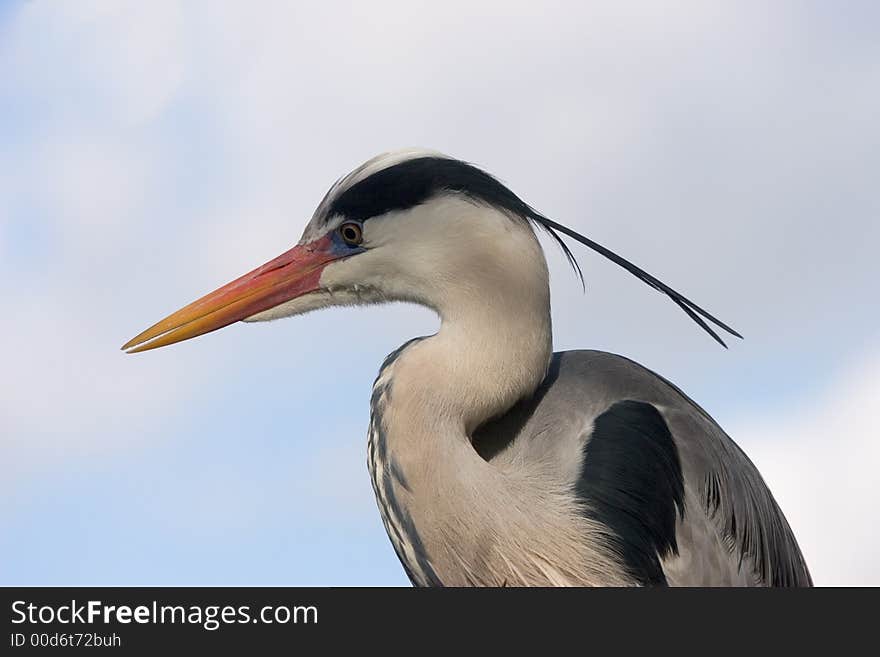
[2,1,878,586]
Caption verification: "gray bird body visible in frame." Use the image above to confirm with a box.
[370,347,812,587]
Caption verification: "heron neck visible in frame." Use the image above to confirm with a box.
[379,221,554,444]
[368,293,553,585]
[444,314,550,426]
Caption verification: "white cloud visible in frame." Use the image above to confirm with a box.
[733,346,880,585]
[37,136,153,239]
[4,0,186,127]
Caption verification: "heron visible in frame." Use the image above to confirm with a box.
[123,149,812,587]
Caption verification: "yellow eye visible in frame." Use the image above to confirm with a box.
[339,222,363,246]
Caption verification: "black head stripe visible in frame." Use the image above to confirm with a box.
[326,157,532,223]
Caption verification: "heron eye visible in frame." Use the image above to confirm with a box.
[339,222,363,246]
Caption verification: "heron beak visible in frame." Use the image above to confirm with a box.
[122,235,338,353]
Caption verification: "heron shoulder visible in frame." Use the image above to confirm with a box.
[476,349,812,586]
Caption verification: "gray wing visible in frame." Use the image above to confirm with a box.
[473,350,812,587]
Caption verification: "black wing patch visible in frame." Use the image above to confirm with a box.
[577,400,685,586]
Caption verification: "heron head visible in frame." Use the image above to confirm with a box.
[123,148,741,353]
[122,150,551,353]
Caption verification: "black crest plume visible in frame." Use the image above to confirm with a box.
[532,214,742,348]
